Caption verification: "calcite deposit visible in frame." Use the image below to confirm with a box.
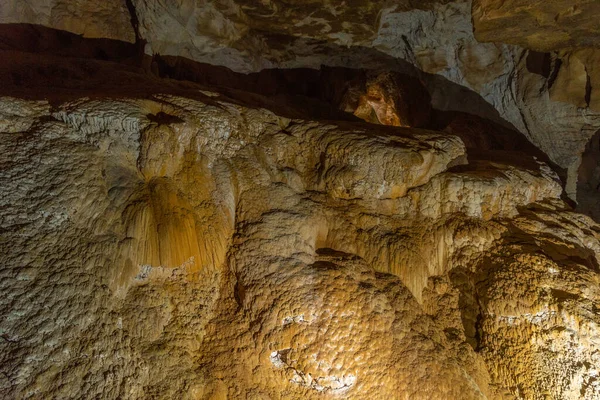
[5,0,600,206]
[1,1,600,400]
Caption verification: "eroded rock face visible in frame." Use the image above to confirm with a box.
[0,1,597,192]
[3,0,600,209]
[2,1,600,399]
[472,0,600,51]
[477,203,600,399]
[1,49,600,399]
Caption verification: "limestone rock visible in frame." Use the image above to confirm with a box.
[3,0,600,209]
[2,50,600,398]
[473,0,600,51]
[549,49,600,111]
[0,0,135,42]
[477,204,600,399]
[2,2,600,399]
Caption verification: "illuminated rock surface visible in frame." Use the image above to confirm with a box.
[3,0,600,202]
[1,1,600,400]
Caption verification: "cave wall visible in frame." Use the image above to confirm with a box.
[3,0,600,206]
[2,1,600,399]
[2,63,600,399]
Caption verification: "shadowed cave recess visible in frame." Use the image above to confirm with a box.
[1,1,600,399]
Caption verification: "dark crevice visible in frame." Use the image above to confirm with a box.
[576,128,600,221]
[147,112,184,125]
[401,34,413,55]
[547,57,562,90]
[526,51,551,78]
[125,0,147,65]
[125,0,141,44]
[233,279,246,309]
[585,70,592,107]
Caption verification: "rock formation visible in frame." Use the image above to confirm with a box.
[1,1,600,400]
[472,0,600,51]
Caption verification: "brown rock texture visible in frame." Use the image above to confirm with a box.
[3,0,600,208]
[0,0,135,42]
[472,0,600,51]
[2,1,600,399]
[1,46,600,399]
